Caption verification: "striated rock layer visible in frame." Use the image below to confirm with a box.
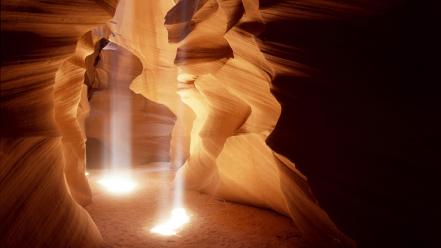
[1,0,357,247]
[164,1,354,247]
[107,1,355,247]
[4,1,432,248]
[0,1,117,247]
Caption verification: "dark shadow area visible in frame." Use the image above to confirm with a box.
[263,1,439,247]
[0,31,74,66]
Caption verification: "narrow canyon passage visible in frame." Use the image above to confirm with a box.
[1,1,438,248]
[81,14,308,248]
[86,166,309,248]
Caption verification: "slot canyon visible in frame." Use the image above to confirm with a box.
[0,1,438,248]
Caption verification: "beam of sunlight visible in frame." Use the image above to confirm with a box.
[95,41,135,196]
[150,207,190,236]
[97,172,137,195]
[110,66,131,171]
[173,76,186,209]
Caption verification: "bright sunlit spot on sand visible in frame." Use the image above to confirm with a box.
[150,208,190,236]
[97,174,137,195]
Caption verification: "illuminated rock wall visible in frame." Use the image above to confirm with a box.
[109,0,195,168]
[2,1,422,247]
[109,1,355,247]
[166,1,354,247]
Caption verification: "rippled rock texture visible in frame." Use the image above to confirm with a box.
[107,1,354,247]
[1,1,117,247]
[2,1,438,248]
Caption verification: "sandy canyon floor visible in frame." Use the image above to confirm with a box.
[85,165,309,248]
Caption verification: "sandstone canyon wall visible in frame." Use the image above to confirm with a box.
[1,0,355,247]
[107,0,354,247]
[2,1,437,248]
[1,1,117,247]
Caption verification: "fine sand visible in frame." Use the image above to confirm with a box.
[86,166,309,248]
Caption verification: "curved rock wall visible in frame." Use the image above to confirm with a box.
[3,1,433,248]
[0,1,117,247]
[107,0,355,247]
[109,0,195,168]
[165,1,354,247]
[54,31,107,206]
[84,41,176,167]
